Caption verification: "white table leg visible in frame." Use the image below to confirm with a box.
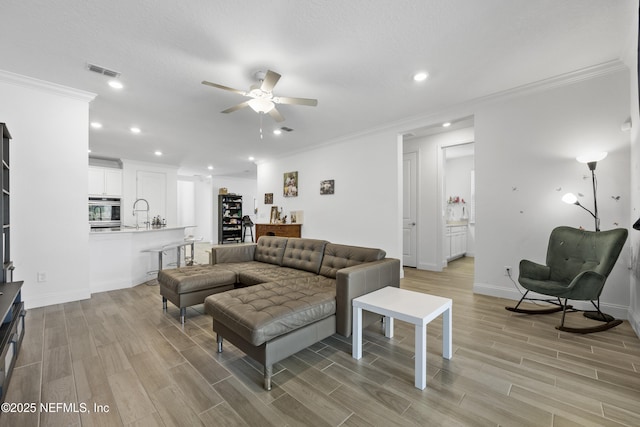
[352,306,363,359]
[415,323,427,389]
[384,316,394,338]
[442,305,452,359]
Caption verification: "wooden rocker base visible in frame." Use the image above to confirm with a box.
[505,305,571,315]
[556,319,623,334]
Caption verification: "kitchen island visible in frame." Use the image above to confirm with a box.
[89,225,196,293]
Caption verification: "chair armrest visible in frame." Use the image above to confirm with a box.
[566,270,607,301]
[519,259,550,281]
[335,258,401,337]
[210,244,256,264]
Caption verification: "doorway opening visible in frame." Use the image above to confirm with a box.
[401,117,475,281]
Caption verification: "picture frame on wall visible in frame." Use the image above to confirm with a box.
[320,179,334,195]
[264,193,273,204]
[284,171,298,197]
[270,206,279,224]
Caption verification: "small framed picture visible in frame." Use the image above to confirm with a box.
[264,193,273,204]
[284,171,298,197]
[270,206,279,224]
[320,179,335,195]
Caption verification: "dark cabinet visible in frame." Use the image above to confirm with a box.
[0,123,24,403]
[218,194,243,244]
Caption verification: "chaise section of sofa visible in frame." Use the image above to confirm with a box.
[205,235,401,390]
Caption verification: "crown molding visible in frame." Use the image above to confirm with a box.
[0,69,96,102]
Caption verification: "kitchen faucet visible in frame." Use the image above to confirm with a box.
[133,198,150,229]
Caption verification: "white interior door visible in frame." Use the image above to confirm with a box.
[136,171,166,223]
[403,152,417,267]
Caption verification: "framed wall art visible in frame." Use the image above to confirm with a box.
[320,179,334,195]
[264,193,273,204]
[283,171,298,197]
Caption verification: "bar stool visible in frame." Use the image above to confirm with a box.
[242,216,254,242]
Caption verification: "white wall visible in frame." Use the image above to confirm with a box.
[0,71,95,308]
[625,2,640,335]
[256,130,402,260]
[474,69,631,318]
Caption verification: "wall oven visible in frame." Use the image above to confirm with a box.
[89,197,121,229]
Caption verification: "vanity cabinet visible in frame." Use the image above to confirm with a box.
[445,224,467,261]
[89,166,122,197]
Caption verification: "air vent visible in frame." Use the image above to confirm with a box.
[280,127,294,132]
[86,63,121,78]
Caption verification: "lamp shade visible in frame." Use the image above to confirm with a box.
[562,193,578,204]
[576,152,607,164]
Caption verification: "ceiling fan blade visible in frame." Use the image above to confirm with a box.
[260,70,281,92]
[274,96,318,107]
[221,101,250,114]
[268,107,285,122]
[202,80,246,96]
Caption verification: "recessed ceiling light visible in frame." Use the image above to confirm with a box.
[154,151,162,156]
[248,156,255,161]
[130,127,141,134]
[108,80,123,89]
[90,122,102,129]
[413,71,429,82]
[273,129,282,135]
[442,122,451,127]
[207,165,214,170]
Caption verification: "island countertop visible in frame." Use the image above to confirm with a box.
[89,225,198,294]
[90,225,195,234]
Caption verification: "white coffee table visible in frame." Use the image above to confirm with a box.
[352,286,452,390]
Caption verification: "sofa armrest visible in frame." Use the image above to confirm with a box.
[335,258,401,337]
[210,244,257,264]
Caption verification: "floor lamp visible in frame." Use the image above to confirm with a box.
[562,152,615,322]
[562,151,607,231]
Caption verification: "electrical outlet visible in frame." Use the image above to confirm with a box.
[37,272,47,282]
[504,266,512,276]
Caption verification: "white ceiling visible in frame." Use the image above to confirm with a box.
[0,1,635,177]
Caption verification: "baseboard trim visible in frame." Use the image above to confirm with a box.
[26,289,91,310]
[473,282,630,320]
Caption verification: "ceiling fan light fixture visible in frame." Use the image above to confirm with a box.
[248,98,275,113]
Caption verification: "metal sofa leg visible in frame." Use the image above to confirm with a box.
[180,307,186,325]
[162,296,167,310]
[264,365,272,391]
[216,334,223,353]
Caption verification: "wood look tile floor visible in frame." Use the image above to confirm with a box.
[3,256,640,426]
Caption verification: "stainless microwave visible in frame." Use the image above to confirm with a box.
[89,197,121,228]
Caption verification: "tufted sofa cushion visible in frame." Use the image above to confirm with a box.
[254,236,289,265]
[281,238,328,274]
[320,243,386,279]
[238,266,317,286]
[158,265,236,294]
[205,279,336,346]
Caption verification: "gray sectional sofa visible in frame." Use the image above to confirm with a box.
[203,236,400,390]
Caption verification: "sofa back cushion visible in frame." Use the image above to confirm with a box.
[320,243,386,278]
[254,236,289,265]
[281,238,328,274]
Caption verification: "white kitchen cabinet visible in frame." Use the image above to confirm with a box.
[445,224,467,261]
[89,166,122,197]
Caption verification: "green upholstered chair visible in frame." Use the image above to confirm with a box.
[506,226,628,333]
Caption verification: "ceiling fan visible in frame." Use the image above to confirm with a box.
[202,70,318,122]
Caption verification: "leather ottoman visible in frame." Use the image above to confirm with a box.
[158,265,236,324]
